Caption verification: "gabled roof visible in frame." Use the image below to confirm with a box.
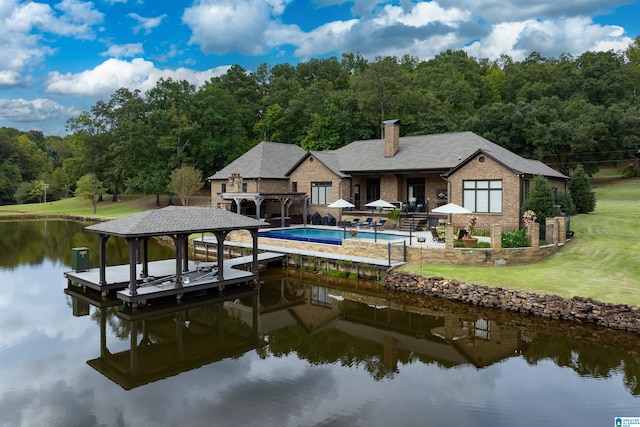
[307,151,349,178]
[333,131,567,179]
[207,141,306,180]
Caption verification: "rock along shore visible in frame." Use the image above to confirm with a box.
[384,270,640,334]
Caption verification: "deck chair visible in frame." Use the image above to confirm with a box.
[357,217,373,228]
[344,218,360,227]
[370,219,386,229]
[431,227,445,243]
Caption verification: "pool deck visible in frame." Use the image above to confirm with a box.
[194,227,410,268]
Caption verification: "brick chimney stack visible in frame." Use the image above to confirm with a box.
[383,119,400,157]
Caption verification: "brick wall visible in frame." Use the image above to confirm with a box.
[288,154,348,218]
[447,154,521,229]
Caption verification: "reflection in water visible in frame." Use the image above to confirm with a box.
[67,287,261,390]
[67,268,640,396]
[0,219,174,268]
[3,220,640,426]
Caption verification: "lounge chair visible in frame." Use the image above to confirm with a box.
[431,227,445,243]
[357,217,373,228]
[370,219,386,229]
[344,218,360,227]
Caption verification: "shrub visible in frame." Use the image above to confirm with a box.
[502,230,528,248]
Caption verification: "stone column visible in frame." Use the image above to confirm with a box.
[557,216,566,244]
[528,223,540,248]
[491,224,502,251]
[545,218,557,245]
[445,224,454,249]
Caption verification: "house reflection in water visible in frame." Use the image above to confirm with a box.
[64,271,526,389]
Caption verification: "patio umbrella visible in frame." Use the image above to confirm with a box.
[431,202,472,224]
[327,199,355,208]
[327,198,355,224]
[365,199,396,209]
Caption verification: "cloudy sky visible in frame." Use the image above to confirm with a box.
[1,0,639,136]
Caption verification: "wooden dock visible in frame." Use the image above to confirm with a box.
[64,252,285,304]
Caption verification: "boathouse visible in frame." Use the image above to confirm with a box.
[64,206,268,304]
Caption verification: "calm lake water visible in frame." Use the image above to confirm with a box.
[1,219,639,427]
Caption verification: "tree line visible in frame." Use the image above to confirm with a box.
[2,37,640,205]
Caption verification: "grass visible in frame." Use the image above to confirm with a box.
[401,175,640,306]
[2,175,639,305]
[0,194,156,219]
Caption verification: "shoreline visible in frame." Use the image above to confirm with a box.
[384,269,640,334]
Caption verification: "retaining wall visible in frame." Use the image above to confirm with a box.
[384,270,640,334]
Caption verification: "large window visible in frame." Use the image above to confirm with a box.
[311,181,332,204]
[463,180,502,213]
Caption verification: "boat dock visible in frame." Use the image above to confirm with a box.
[64,252,286,303]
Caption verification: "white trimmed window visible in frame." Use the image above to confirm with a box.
[311,181,332,205]
[463,180,502,213]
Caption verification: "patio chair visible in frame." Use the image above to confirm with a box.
[357,217,373,228]
[370,219,386,229]
[431,227,445,243]
[457,229,468,240]
[344,218,360,227]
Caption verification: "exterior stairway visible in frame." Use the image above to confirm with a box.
[398,212,430,232]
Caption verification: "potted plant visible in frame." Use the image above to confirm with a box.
[461,215,478,247]
[387,208,401,229]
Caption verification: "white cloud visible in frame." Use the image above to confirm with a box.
[101,42,144,58]
[183,0,276,55]
[128,12,166,34]
[46,58,229,97]
[464,16,633,61]
[0,98,79,122]
[0,0,103,87]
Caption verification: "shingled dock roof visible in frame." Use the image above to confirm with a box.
[85,206,268,238]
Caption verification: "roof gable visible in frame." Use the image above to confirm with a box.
[207,141,306,180]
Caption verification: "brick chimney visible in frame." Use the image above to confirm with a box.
[383,119,400,157]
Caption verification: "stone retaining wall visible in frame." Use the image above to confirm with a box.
[385,270,640,334]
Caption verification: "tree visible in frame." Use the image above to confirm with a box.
[169,166,203,206]
[522,175,558,230]
[568,164,596,214]
[75,173,105,214]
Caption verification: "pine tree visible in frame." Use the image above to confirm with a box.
[522,175,557,228]
[569,164,596,214]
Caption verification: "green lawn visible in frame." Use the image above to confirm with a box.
[0,194,152,219]
[402,176,640,306]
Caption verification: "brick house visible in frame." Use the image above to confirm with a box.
[208,120,568,229]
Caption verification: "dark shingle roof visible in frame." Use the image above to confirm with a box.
[333,131,567,179]
[207,141,306,180]
[85,206,267,237]
[309,151,348,178]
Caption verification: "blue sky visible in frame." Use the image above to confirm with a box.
[1,0,639,136]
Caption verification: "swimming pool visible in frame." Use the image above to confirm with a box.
[258,227,406,245]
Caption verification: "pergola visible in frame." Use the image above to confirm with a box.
[220,192,308,227]
[85,206,268,299]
